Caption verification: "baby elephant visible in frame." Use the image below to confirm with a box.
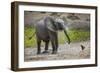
[34,16,70,54]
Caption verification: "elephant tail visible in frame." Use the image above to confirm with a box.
[29,32,36,40]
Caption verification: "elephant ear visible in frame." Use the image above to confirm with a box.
[44,16,57,32]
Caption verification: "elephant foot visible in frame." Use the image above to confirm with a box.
[42,50,49,54]
[37,52,41,55]
[52,51,57,54]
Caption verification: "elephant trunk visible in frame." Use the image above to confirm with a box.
[63,29,70,44]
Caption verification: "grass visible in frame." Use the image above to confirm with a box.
[24,26,90,48]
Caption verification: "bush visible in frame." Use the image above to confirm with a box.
[68,29,90,42]
[24,27,37,48]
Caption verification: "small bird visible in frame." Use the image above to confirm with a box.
[80,45,85,51]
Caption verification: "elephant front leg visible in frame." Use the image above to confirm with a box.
[51,41,57,54]
[37,40,41,54]
[49,32,58,54]
[42,41,49,54]
[55,35,58,53]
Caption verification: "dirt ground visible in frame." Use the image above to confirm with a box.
[24,41,90,62]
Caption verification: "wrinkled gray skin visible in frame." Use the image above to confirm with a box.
[35,16,70,54]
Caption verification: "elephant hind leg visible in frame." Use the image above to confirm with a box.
[37,40,41,54]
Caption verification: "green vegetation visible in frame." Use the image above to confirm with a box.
[24,26,90,48]
[58,29,90,44]
[24,27,37,48]
[68,29,90,42]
